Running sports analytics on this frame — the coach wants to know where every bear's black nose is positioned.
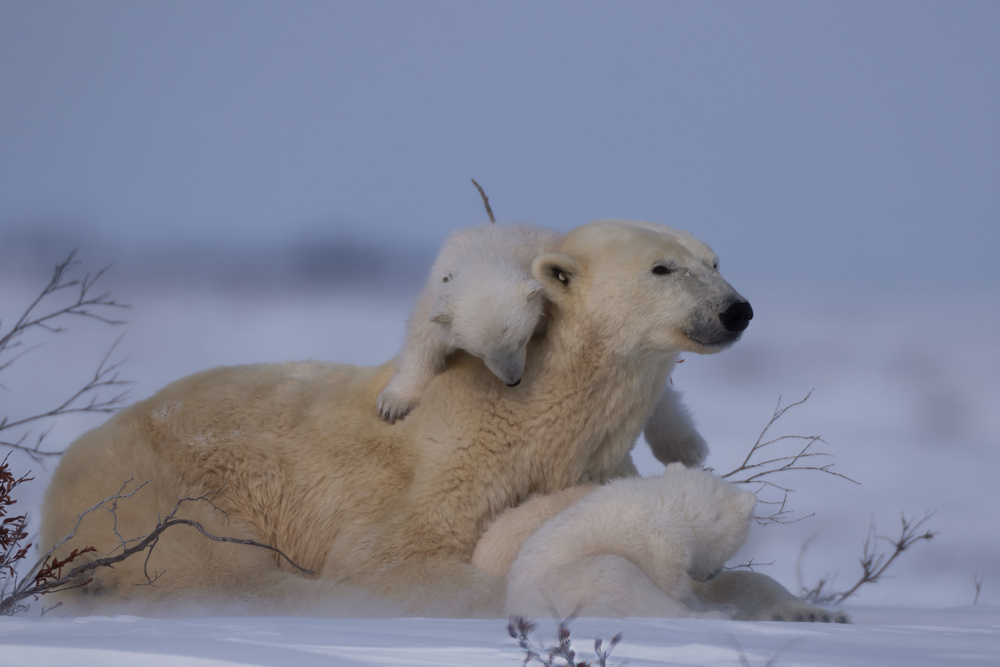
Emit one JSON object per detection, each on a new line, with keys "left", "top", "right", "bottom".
{"left": 719, "top": 301, "right": 753, "bottom": 333}
{"left": 506, "top": 379, "right": 521, "bottom": 388}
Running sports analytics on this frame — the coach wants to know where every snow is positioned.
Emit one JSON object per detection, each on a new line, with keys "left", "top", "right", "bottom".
{"left": 2, "top": 262, "right": 998, "bottom": 665}
{"left": 2, "top": 610, "right": 1000, "bottom": 666}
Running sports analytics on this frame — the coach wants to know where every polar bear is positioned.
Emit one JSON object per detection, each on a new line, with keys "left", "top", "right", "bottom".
{"left": 40, "top": 218, "right": 769, "bottom": 617}
{"left": 377, "top": 223, "right": 562, "bottom": 422}
{"left": 501, "top": 464, "right": 757, "bottom": 618}
{"left": 377, "top": 221, "right": 710, "bottom": 466}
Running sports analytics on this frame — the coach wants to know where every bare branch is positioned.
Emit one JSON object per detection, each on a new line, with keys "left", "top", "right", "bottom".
{"left": 471, "top": 178, "right": 497, "bottom": 224}
{"left": 0, "top": 251, "right": 128, "bottom": 357}
{"left": 800, "top": 513, "right": 938, "bottom": 605}
{"left": 2, "top": 480, "right": 314, "bottom": 615}
{"left": 726, "top": 557, "right": 776, "bottom": 572}
{"left": 1, "top": 252, "right": 131, "bottom": 459}
{"left": 720, "top": 392, "right": 858, "bottom": 525}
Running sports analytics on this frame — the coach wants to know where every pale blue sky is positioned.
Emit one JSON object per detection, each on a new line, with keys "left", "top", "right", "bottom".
{"left": 2, "top": 1, "right": 998, "bottom": 294}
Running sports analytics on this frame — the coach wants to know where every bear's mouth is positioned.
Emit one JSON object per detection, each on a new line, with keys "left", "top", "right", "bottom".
{"left": 685, "top": 329, "right": 742, "bottom": 351}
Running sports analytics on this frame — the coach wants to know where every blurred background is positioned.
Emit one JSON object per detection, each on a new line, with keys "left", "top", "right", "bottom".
{"left": 1, "top": 1, "right": 998, "bottom": 609}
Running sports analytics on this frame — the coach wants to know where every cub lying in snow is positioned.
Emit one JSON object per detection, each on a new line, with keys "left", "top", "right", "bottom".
{"left": 473, "top": 462, "right": 850, "bottom": 622}
{"left": 376, "top": 221, "right": 709, "bottom": 467}
{"left": 475, "top": 463, "right": 756, "bottom": 618}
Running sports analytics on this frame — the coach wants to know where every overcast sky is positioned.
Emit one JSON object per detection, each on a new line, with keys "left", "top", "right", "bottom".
{"left": 2, "top": 1, "right": 998, "bottom": 294}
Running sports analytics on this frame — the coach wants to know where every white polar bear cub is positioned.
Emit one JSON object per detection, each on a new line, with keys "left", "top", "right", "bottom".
{"left": 502, "top": 463, "right": 756, "bottom": 618}
{"left": 377, "top": 223, "right": 563, "bottom": 422}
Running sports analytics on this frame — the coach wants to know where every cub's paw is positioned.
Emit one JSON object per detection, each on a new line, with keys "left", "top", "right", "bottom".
{"left": 376, "top": 388, "right": 416, "bottom": 423}
{"left": 763, "top": 600, "right": 851, "bottom": 624}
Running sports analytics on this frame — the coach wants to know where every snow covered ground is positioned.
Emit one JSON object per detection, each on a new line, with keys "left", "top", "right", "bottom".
{"left": 1, "top": 259, "right": 998, "bottom": 665}
{"left": 2, "top": 609, "right": 1000, "bottom": 667}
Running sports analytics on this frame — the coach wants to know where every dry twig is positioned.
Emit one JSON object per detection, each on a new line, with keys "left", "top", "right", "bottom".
{"left": 1, "top": 478, "right": 314, "bottom": 615}
{"left": 720, "top": 392, "right": 858, "bottom": 525}
{"left": 800, "top": 512, "right": 937, "bottom": 605}
{"left": 471, "top": 178, "right": 497, "bottom": 224}
{"left": 973, "top": 573, "right": 984, "bottom": 605}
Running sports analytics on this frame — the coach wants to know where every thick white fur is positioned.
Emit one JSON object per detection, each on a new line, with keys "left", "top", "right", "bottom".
{"left": 36, "top": 219, "right": 841, "bottom": 621}
{"left": 486, "top": 464, "right": 757, "bottom": 618}
{"left": 377, "top": 223, "right": 562, "bottom": 422}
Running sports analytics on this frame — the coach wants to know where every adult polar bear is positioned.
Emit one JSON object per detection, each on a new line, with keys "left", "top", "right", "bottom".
{"left": 40, "top": 218, "right": 823, "bottom": 620}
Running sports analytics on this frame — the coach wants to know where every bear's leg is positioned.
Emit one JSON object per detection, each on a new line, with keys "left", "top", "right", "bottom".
{"left": 691, "top": 571, "right": 851, "bottom": 623}
{"left": 643, "top": 385, "right": 709, "bottom": 468}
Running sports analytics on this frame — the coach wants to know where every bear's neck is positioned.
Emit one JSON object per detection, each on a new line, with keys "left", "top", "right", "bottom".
{"left": 519, "top": 308, "right": 674, "bottom": 487}
{"left": 374, "top": 308, "right": 676, "bottom": 568}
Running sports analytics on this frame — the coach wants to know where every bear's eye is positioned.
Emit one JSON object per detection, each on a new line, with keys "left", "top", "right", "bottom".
{"left": 651, "top": 264, "right": 673, "bottom": 276}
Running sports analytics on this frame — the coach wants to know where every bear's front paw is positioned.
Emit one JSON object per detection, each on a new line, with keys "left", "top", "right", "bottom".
{"left": 376, "top": 389, "right": 416, "bottom": 423}
{"left": 646, "top": 430, "right": 710, "bottom": 468}
{"left": 763, "top": 600, "right": 851, "bottom": 624}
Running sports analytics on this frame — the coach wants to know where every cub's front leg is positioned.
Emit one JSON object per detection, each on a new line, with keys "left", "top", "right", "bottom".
{"left": 377, "top": 321, "right": 451, "bottom": 423}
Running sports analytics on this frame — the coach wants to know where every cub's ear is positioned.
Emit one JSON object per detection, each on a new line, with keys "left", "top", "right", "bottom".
{"left": 429, "top": 294, "right": 453, "bottom": 325}
{"left": 523, "top": 278, "right": 546, "bottom": 298}
{"left": 531, "top": 253, "right": 582, "bottom": 300}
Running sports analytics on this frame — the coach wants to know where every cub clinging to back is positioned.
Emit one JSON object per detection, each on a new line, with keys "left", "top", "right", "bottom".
{"left": 375, "top": 219, "right": 714, "bottom": 470}
{"left": 376, "top": 222, "right": 562, "bottom": 423}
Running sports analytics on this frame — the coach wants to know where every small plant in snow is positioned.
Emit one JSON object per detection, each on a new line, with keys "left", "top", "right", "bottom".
{"left": 507, "top": 616, "right": 622, "bottom": 667}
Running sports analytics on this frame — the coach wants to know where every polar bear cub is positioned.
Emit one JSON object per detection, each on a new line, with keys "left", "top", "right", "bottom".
{"left": 377, "top": 223, "right": 563, "bottom": 422}
{"left": 499, "top": 463, "right": 757, "bottom": 618}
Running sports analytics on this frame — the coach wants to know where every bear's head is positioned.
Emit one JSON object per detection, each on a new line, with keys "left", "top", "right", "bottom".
{"left": 531, "top": 219, "right": 752, "bottom": 356}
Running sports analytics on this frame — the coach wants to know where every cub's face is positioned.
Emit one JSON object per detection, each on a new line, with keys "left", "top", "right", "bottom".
{"left": 435, "top": 278, "right": 545, "bottom": 387}
{"left": 532, "top": 219, "right": 752, "bottom": 356}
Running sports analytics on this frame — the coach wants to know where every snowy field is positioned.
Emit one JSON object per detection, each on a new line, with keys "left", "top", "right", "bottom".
{"left": 1, "top": 257, "right": 998, "bottom": 666}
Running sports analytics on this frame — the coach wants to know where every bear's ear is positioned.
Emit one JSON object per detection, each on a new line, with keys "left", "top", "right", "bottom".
{"left": 531, "top": 252, "right": 582, "bottom": 300}
{"left": 429, "top": 294, "right": 453, "bottom": 325}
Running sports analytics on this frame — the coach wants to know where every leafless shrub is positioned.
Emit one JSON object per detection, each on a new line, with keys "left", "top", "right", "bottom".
{"left": 719, "top": 392, "right": 858, "bottom": 525}
{"left": 507, "top": 616, "right": 622, "bottom": 667}
{"left": 973, "top": 573, "right": 984, "bottom": 605}
{"left": 1, "top": 456, "right": 32, "bottom": 613}
{"left": 0, "top": 250, "right": 130, "bottom": 462}
{"left": 799, "top": 513, "right": 937, "bottom": 605}
{"left": 1, "top": 477, "right": 314, "bottom": 615}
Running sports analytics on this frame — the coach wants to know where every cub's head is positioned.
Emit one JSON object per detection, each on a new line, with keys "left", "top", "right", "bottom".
{"left": 656, "top": 463, "right": 757, "bottom": 583}
{"left": 431, "top": 275, "right": 545, "bottom": 387}
{"left": 531, "top": 219, "right": 752, "bottom": 356}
